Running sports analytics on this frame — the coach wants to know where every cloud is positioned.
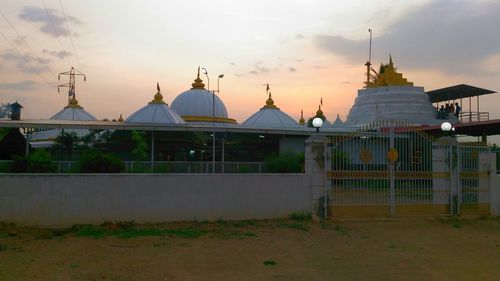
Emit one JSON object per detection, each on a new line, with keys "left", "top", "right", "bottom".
{"left": 314, "top": 1, "right": 500, "bottom": 75}
{"left": 0, "top": 80, "right": 36, "bottom": 91}
{"left": 295, "top": 34, "right": 305, "bottom": 39}
{"left": 289, "top": 67, "right": 296, "bottom": 72}
{"left": 19, "top": 6, "right": 83, "bottom": 37}
{"left": 13, "top": 36, "right": 27, "bottom": 46}
{"left": 42, "top": 49, "right": 72, "bottom": 59}
{"left": 247, "top": 62, "right": 271, "bottom": 75}
{"left": 1, "top": 49, "right": 51, "bottom": 73}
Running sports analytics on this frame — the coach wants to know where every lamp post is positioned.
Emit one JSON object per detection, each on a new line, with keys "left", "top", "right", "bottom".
{"left": 216, "top": 74, "right": 224, "bottom": 173}
{"left": 202, "top": 67, "right": 224, "bottom": 173}
{"left": 312, "top": 117, "right": 323, "bottom": 133}
{"left": 201, "top": 68, "right": 209, "bottom": 91}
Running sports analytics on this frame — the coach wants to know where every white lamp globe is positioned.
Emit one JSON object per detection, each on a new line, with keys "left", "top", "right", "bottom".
{"left": 312, "top": 117, "right": 323, "bottom": 128}
{"left": 441, "top": 121, "right": 452, "bottom": 132}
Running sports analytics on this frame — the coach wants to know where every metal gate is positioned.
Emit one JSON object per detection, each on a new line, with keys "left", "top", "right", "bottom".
{"left": 325, "top": 123, "right": 491, "bottom": 218}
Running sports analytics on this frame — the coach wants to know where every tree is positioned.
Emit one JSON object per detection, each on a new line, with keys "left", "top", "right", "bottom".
{"left": 131, "top": 131, "right": 148, "bottom": 160}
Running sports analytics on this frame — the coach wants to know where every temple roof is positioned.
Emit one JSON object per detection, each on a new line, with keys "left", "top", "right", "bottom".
{"left": 243, "top": 89, "right": 300, "bottom": 128}
{"left": 426, "top": 84, "right": 496, "bottom": 103}
{"left": 126, "top": 84, "right": 185, "bottom": 124}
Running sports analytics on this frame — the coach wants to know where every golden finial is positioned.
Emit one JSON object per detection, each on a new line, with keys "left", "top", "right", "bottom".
{"left": 315, "top": 104, "right": 324, "bottom": 117}
{"left": 117, "top": 114, "right": 124, "bottom": 122}
{"left": 191, "top": 66, "right": 206, "bottom": 89}
{"left": 299, "top": 109, "right": 305, "bottom": 125}
{"left": 262, "top": 84, "right": 278, "bottom": 109}
{"left": 150, "top": 82, "right": 165, "bottom": 104}
{"left": 65, "top": 96, "right": 83, "bottom": 109}
{"left": 369, "top": 54, "right": 413, "bottom": 87}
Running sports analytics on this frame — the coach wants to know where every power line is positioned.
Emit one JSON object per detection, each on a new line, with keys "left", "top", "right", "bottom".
{"left": 0, "top": 8, "right": 57, "bottom": 79}
{"left": 0, "top": 30, "right": 52, "bottom": 86}
{"left": 40, "top": 0, "right": 71, "bottom": 65}
{"left": 58, "top": 0, "right": 82, "bottom": 71}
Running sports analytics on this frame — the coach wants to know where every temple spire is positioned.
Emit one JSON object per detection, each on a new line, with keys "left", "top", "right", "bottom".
{"left": 191, "top": 66, "right": 206, "bottom": 89}
{"left": 299, "top": 109, "right": 305, "bottom": 125}
{"left": 263, "top": 84, "right": 278, "bottom": 109}
{"left": 150, "top": 82, "right": 165, "bottom": 104}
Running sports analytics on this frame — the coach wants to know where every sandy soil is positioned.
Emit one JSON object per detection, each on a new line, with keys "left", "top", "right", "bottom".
{"left": 0, "top": 218, "right": 499, "bottom": 281}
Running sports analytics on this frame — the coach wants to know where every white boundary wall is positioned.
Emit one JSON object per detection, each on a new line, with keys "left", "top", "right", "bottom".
{"left": 0, "top": 174, "right": 311, "bottom": 227}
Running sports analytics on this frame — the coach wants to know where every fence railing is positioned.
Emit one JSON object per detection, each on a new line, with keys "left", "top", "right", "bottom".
{"left": 459, "top": 111, "right": 489, "bottom": 123}
{"left": 0, "top": 160, "right": 267, "bottom": 174}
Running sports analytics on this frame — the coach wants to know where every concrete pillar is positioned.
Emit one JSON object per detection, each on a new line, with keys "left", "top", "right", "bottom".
{"left": 479, "top": 152, "right": 493, "bottom": 204}
{"left": 433, "top": 137, "right": 458, "bottom": 212}
{"left": 432, "top": 148, "right": 450, "bottom": 205}
{"left": 305, "top": 134, "right": 328, "bottom": 220}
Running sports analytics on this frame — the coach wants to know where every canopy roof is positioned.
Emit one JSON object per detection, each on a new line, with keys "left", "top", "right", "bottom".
{"left": 426, "top": 84, "right": 496, "bottom": 103}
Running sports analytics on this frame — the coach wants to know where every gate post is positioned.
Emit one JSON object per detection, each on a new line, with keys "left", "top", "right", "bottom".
{"left": 305, "top": 133, "right": 327, "bottom": 220}
{"left": 434, "top": 137, "right": 459, "bottom": 215}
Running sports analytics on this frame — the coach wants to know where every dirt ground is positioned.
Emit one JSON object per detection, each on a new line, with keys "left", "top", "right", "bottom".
{"left": 0, "top": 217, "right": 499, "bottom": 281}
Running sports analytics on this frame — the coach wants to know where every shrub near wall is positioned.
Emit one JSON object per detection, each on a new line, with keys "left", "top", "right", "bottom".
{"left": 76, "top": 150, "right": 124, "bottom": 173}
{"left": 265, "top": 150, "right": 304, "bottom": 173}
{"left": 10, "top": 150, "right": 56, "bottom": 173}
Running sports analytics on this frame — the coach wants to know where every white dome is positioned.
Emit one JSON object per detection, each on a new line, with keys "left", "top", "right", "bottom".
{"left": 126, "top": 87, "right": 185, "bottom": 124}
{"left": 31, "top": 97, "right": 97, "bottom": 145}
{"left": 172, "top": 89, "right": 228, "bottom": 118}
{"left": 170, "top": 71, "right": 235, "bottom": 124}
{"left": 126, "top": 103, "right": 184, "bottom": 124}
{"left": 50, "top": 98, "right": 97, "bottom": 121}
{"left": 243, "top": 95, "right": 300, "bottom": 128}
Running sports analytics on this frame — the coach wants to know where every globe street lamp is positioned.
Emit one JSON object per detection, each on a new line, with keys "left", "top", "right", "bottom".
{"left": 441, "top": 121, "right": 452, "bottom": 132}
{"left": 312, "top": 117, "right": 323, "bottom": 133}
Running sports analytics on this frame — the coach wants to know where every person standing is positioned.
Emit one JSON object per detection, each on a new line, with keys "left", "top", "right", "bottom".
{"left": 454, "top": 102, "right": 461, "bottom": 118}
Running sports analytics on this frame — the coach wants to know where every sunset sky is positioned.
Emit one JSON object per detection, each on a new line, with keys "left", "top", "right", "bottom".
{"left": 1, "top": 0, "right": 499, "bottom": 124}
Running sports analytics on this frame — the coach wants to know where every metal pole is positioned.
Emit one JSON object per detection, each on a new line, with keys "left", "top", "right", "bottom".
{"left": 469, "top": 97, "right": 472, "bottom": 122}
{"left": 212, "top": 90, "right": 215, "bottom": 174}
{"left": 456, "top": 145, "right": 461, "bottom": 215}
{"left": 221, "top": 137, "right": 225, "bottom": 174}
{"left": 323, "top": 140, "right": 328, "bottom": 218}
{"left": 151, "top": 131, "right": 155, "bottom": 172}
{"left": 389, "top": 126, "right": 396, "bottom": 217}
{"left": 477, "top": 96, "right": 480, "bottom": 121}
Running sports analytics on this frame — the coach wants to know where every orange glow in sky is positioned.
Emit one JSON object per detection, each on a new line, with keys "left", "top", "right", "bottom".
{"left": 1, "top": 0, "right": 499, "bottom": 125}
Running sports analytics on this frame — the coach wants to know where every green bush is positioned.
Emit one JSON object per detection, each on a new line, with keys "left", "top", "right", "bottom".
{"left": 10, "top": 150, "right": 56, "bottom": 173}
{"left": 77, "top": 150, "right": 124, "bottom": 173}
{"left": 265, "top": 150, "right": 304, "bottom": 173}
